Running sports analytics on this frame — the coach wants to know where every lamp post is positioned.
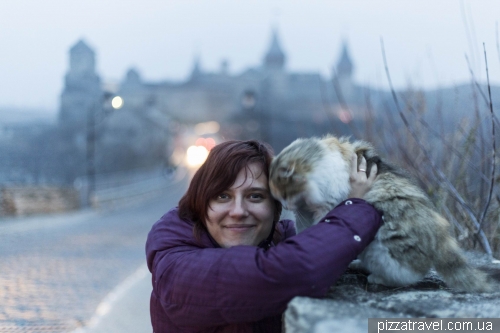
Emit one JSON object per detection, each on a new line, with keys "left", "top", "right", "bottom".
{"left": 85, "top": 92, "right": 123, "bottom": 207}
{"left": 241, "top": 90, "right": 263, "bottom": 141}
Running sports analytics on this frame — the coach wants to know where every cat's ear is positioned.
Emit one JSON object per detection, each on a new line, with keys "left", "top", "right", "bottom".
{"left": 278, "top": 164, "right": 295, "bottom": 179}
{"left": 321, "top": 135, "right": 353, "bottom": 159}
{"left": 321, "top": 136, "right": 340, "bottom": 149}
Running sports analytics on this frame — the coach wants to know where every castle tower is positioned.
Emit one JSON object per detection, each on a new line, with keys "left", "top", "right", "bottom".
{"left": 122, "top": 68, "right": 142, "bottom": 88}
{"left": 69, "top": 40, "right": 96, "bottom": 75}
{"left": 259, "top": 29, "right": 288, "bottom": 149}
{"left": 190, "top": 54, "right": 202, "bottom": 81}
{"left": 59, "top": 39, "right": 102, "bottom": 125}
{"left": 263, "top": 29, "right": 286, "bottom": 70}
{"left": 335, "top": 41, "right": 354, "bottom": 79}
{"left": 118, "top": 67, "right": 144, "bottom": 108}
{"left": 333, "top": 41, "right": 355, "bottom": 100}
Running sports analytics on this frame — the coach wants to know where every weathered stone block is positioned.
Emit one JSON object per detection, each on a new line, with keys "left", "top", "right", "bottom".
{"left": 284, "top": 264, "right": 500, "bottom": 333}
{"left": 0, "top": 186, "right": 79, "bottom": 216}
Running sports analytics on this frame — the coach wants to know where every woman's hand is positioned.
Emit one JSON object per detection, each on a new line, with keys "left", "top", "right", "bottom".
{"left": 347, "top": 153, "right": 378, "bottom": 199}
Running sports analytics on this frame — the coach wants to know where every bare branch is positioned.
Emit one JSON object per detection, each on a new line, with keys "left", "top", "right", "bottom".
{"left": 381, "top": 38, "right": 494, "bottom": 258}
{"left": 478, "top": 43, "right": 497, "bottom": 229}
{"left": 496, "top": 21, "right": 500, "bottom": 66}
{"left": 460, "top": 0, "right": 477, "bottom": 73}
{"left": 465, "top": 54, "right": 500, "bottom": 129}
{"left": 465, "top": 55, "right": 489, "bottom": 105}
{"left": 399, "top": 93, "right": 490, "bottom": 184}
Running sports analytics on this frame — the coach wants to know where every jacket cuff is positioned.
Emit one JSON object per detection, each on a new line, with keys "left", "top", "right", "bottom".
{"left": 338, "top": 198, "right": 369, "bottom": 206}
{"left": 317, "top": 198, "right": 383, "bottom": 249}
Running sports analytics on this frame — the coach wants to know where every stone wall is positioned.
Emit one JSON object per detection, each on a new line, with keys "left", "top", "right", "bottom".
{"left": 284, "top": 259, "right": 500, "bottom": 333}
{"left": 0, "top": 186, "right": 80, "bottom": 216}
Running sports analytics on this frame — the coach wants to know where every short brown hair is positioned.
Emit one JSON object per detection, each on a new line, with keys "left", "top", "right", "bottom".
{"left": 178, "top": 140, "right": 282, "bottom": 240}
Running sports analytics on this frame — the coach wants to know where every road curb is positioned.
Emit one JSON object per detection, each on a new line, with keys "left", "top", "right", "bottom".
{"left": 71, "top": 264, "right": 150, "bottom": 333}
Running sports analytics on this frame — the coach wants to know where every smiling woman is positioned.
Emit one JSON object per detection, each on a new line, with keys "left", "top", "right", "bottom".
{"left": 146, "top": 139, "right": 383, "bottom": 333}
{"left": 206, "top": 162, "right": 276, "bottom": 248}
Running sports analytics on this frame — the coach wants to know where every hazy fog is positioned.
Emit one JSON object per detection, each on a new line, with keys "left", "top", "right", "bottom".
{"left": 0, "top": 0, "right": 499, "bottom": 112}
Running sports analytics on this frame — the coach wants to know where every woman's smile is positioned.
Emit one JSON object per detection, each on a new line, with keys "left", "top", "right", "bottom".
{"left": 224, "top": 224, "right": 256, "bottom": 229}
{"left": 223, "top": 224, "right": 257, "bottom": 236}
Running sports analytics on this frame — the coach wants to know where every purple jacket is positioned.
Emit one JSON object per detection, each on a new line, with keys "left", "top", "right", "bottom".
{"left": 146, "top": 198, "right": 382, "bottom": 333}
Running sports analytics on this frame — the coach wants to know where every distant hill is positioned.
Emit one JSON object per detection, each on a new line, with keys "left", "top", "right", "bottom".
{"left": 0, "top": 107, "right": 57, "bottom": 125}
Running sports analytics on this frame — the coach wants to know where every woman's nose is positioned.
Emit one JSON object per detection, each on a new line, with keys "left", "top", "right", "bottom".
{"left": 229, "top": 198, "right": 249, "bottom": 218}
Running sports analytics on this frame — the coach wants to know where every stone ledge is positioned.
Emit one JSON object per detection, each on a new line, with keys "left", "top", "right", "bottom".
{"left": 284, "top": 264, "right": 500, "bottom": 333}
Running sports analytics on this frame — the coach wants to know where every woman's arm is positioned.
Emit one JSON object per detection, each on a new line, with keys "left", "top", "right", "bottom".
{"left": 146, "top": 201, "right": 382, "bottom": 328}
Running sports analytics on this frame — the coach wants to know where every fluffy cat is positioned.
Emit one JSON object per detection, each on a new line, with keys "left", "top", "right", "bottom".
{"left": 269, "top": 135, "right": 492, "bottom": 292}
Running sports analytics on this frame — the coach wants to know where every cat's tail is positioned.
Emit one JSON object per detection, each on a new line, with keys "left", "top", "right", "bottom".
{"left": 433, "top": 235, "right": 493, "bottom": 293}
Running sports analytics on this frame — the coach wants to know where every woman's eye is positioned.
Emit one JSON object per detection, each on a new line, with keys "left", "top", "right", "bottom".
{"left": 217, "top": 193, "right": 230, "bottom": 200}
{"left": 249, "top": 193, "right": 265, "bottom": 200}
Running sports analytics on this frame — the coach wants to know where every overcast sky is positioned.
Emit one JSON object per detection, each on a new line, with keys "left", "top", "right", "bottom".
{"left": 1, "top": 0, "right": 499, "bottom": 113}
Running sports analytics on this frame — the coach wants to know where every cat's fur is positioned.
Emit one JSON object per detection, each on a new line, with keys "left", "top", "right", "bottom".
{"left": 269, "top": 135, "right": 492, "bottom": 292}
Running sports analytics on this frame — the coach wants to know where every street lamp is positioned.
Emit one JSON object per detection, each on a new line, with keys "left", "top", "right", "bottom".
{"left": 185, "top": 145, "right": 209, "bottom": 168}
{"left": 85, "top": 92, "right": 123, "bottom": 207}
{"left": 111, "top": 96, "right": 124, "bottom": 109}
{"left": 241, "top": 90, "right": 256, "bottom": 110}
{"left": 241, "top": 90, "right": 268, "bottom": 142}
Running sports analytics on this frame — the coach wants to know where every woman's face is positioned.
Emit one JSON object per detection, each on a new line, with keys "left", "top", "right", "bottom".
{"left": 206, "top": 163, "right": 275, "bottom": 248}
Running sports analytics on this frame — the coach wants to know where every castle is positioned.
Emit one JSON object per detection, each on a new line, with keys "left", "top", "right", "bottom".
{"left": 59, "top": 29, "right": 370, "bottom": 156}
{"left": 1, "top": 29, "right": 488, "bottom": 187}
{"left": 1, "top": 25, "right": 496, "bottom": 194}
{"left": 0, "top": 30, "right": 384, "bottom": 186}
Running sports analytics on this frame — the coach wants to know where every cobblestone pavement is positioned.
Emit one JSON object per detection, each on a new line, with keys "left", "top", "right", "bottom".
{"left": 0, "top": 176, "right": 188, "bottom": 333}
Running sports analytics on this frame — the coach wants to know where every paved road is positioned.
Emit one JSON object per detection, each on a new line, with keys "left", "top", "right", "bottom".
{"left": 0, "top": 175, "right": 188, "bottom": 333}
{"left": 74, "top": 265, "right": 152, "bottom": 333}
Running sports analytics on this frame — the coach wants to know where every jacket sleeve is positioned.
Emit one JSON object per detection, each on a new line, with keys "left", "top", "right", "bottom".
{"left": 146, "top": 198, "right": 382, "bottom": 328}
